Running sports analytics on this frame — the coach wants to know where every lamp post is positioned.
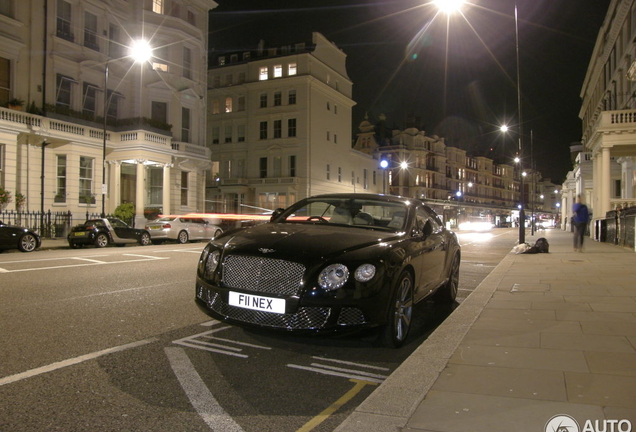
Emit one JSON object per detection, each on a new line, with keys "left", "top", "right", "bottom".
{"left": 101, "top": 39, "right": 153, "bottom": 217}
{"left": 514, "top": 1, "right": 525, "bottom": 244}
{"left": 380, "top": 159, "right": 389, "bottom": 194}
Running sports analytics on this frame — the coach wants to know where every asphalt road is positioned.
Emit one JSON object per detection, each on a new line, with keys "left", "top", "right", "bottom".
{"left": 0, "top": 228, "right": 520, "bottom": 432}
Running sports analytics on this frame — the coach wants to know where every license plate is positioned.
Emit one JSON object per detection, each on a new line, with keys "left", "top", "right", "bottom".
{"left": 150, "top": 226, "right": 161, "bottom": 230}
{"left": 73, "top": 232, "right": 87, "bottom": 237}
{"left": 228, "top": 291, "right": 286, "bottom": 314}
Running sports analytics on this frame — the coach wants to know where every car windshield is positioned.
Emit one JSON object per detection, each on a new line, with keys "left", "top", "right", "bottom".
{"left": 276, "top": 197, "right": 407, "bottom": 231}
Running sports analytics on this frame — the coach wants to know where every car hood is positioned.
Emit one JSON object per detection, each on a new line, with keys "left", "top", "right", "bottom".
{"left": 217, "top": 222, "right": 404, "bottom": 259}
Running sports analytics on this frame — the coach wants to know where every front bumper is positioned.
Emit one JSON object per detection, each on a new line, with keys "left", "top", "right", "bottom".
{"left": 195, "top": 278, "right": 376, "bottom": 333}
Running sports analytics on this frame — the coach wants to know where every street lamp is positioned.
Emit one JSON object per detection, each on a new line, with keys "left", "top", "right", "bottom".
{"left": 101, "top": 39, "right": 153, "bottom": 217}
{"left": 513, "top": 1, "right": 526, "bottom": 245}
{"left": 380, "top": 159, "right": 389, "bottom": 194}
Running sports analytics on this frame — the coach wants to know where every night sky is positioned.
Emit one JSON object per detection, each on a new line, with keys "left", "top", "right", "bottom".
{"left": 208, "top": 0, "right": 610, "bottom": 183}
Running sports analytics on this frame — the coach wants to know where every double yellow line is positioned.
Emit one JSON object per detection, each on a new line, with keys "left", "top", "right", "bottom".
{"left": 296, "top": 378, "right": 378, "bottom": 432}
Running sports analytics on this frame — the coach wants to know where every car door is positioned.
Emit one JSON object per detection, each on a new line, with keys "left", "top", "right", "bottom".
{"left": 413, "top": 206, "right": 446, "bottom": 301}
{"left": 109, "top": 218, "right": 136, "bottom": 241}
{"left": 189, "top": 218, "right": 206, "bottom": 240}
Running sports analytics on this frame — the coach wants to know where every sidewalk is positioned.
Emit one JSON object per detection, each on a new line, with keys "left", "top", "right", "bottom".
{"left": 336, "top": 229, "right": 636, "bottom": 432}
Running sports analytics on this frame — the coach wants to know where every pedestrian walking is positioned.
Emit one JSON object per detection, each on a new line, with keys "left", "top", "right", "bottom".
{"left": 572, "top": 195, "right": 589, "bottom": 251}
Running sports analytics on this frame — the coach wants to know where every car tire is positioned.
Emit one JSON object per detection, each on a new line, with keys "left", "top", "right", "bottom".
{"left": 177, "top": 230, "right": 189, "bottom": 244}
{"left": 18, "top": 233, "right": 38, "bottom": 252}
{"left": 95, "top": 233, "right": 109, "bottom": 248}
{"left": 380, "top": 270, "right": 414, "bottom": 348}
{"left": 139, "top": 232, "right": 151, "bottom": 246}
{"left": 435, "top": 253, "right": 460, "bottom": 303}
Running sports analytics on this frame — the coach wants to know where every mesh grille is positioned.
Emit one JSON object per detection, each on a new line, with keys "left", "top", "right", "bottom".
{"left": 337, "top": 307, "right": 367, "bottom": 326}
{"left": 221, "top": 255, "right": 306, "bottom": 296}
{"left": 206, "top": 291, "right": 330, "bottom": 330}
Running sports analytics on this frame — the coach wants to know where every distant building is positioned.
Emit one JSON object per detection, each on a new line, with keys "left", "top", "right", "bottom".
{"left": 0, "top": 0, "right": 216, "bottom": 225}
{"left": 206, "top": 33, "right": 381, "bottom": 213}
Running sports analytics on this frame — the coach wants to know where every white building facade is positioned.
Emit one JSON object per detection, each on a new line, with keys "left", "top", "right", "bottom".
{"left": 0, "top": 0, "right": 217, "bottom": 226}
{"left": 206, "top": 32, "right": 382, "bottom": 213}
{"left": 579, "top": 0, "right": 636, "bottom": 221}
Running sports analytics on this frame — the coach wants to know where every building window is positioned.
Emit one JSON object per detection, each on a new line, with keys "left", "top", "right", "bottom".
{"left": 0, "top": 1, "right": 14, "bottom": 17}
{"left": 183, "top": 47, "right": 192, "bottom": 79}
{"left": 147, "top": 167, "right": 163, "bottom": 206}
{"left": 212, "top": 100, "right": 220, "bottom": 115}
{"left": 289, "top": 63, "right": 297, "bottom": 75}
{"left": 238, "top": 72, "right": 246, "bottom": 83}
{"left": 151, "top": 101, "right": 168, "bottom": 125}
{"left": 259, "top": 121, "right": 268, "bottom": 139}
{"left": 326, "top": 131, "right": 330, "bottom": 141}
{"left": 289, "top": 155, "right": 296, "bottom": 177}
{"left": 106, "top": 90, "right": 120, "bottom": 123}
{"left": 288, "top": 118, "right": 297, "bottom": 137}
{"left": 274, "top": 120, "right": 282, "bottom": 138}
{"left": 170, "top": 2, "right": 181, "bottom": 18}
{"left": 259, "top": 66, "right": 268, "bottom": 81}
{"left": 225, "top": 97, "right": 233, "bottom": 113}
{"left": 55, "top": 155, "right": 67, "bottom": 203}
{"left": 56, "top": 74, "right": 73, "bottom": 108}
{"left": 213, "top": 76, "right": 221, "bottom": 88}
{"left": 288, "top": 90, "right": 296, "bottom": 105}
{"left": 363, "top": 169, "right": 368, "bottom": 190}
{"left": 152, "top": 0, "right": 163, "bottom": 14}
{"left": 273, "top": 156, "right": 282, "bottom": 177}
{"left": 218, "top": 56, "right": 225, "bottom": 66}
{"left": 82, "top": 83, "right": 98, "bottom": 118}
{"left": 260, "top": 93, "right": 267, "bottom": 108}
{"left": 108, "top": 24, "right": 123, "bottom": 58}
{"left": 259, "top": 157, "right": 267, "bottom": 178}
{"left": 152, "top": 45, "right": 168, "bottom": 72}
{"left": 226, "top": 74, "right": 233, "bottom": 86}
{"left": 84, "top": 11, "right": 99, "bottom": 51}
{"left": 181, "top": 107, "right": 190, "bottom": 142}
{"left": 56, "top": 0, "right": 73, "bottom": 41}
{"left": 351, "top": 171, "right": 355, "bottom": 185}
{"left": 224, "top": 125, "right": 232, "bottom": 143}
{"left": 327, "top": 164, "right": 331, "bottom": 180}
{"left": 338, "top": 167, "right": 342, "bottom": 183}
{"left": 212, "top": 126, "right": 219, "bottom": 144}
{"left": 327, "top": 102, "right": 330, "bottom": 111}
{"left": 238, "top": 96, "right": 245, "bottom": 111}
{"left": 274, "top": 65, "right": 282, "bottom": 78}
{"left": 334, "top": 134, "right": 338, "bottom": 144}
{"left": 274, "top": 91, "right": 282, "bottom": 106}
{"left": 79, "top": 156, "right": 94, "bottom": 204}
{"left": 237, "top": 124, "right": 245, "bottom": 142}
{"left": 181, "top": 171, "right": 189, "bottom": 206}
{"left": 187, "top": 9, "right": 195, "bottom": 25}
{"left": 334, "top": 105, "right": 338, "bottom": 114}
{"left": 0, "top": 57, "right": 9, "bottom": 105}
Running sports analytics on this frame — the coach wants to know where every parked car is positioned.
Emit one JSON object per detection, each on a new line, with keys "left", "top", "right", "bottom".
{"left": 195, "top": 193, "right": 461, "bottom": 348}
{"left": 145, "top": 216, "right": 222, "bottom": 244}
{"left": 68, "top": 218, "right": 151, "bottom": 248}
{"left": 0, "top": 220, "right": 41, "bottom": 252}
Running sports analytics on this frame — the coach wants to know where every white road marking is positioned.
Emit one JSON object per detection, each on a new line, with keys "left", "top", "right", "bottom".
{"left": 165, "top": 347, "right": 245, "bottom": 432}
{"left": 0, "top": 256, "right": 169, "bottom": 273}
{"left": 312, "top": 356, "right": 390, "bottom": 371}
{"left": 172, "top": 327, "right": 270, "bottom": 358}
{"left": 0, "top": 338, "right": 158, "bottom": 387}
{"left": 286, "top": 364, "right": 386, "bottom": 384}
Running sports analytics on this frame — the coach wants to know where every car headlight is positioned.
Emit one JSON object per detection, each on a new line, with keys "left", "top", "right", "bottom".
{"left": 319, "top": 264, "right": 350, "bottom": 290}
{"left": 354, "top": 264, "right": 376, "bottom": 282}
{"left": 205, "top": 250, "right": 221, "bottom": 278}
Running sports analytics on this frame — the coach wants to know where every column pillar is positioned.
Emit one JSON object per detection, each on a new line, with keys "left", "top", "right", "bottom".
{"left": 134, "top": 160, "right": 146, "bottom": 227}
{"left": 162, "top": 163, "right": 171, "bottom": 215}
{"left": 601, "top": 146, "right": 611, "bottom": 216}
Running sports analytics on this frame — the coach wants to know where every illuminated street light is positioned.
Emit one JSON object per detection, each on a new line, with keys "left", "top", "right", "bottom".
{"left": 400, "top": 161, "right": 409, "bottom": 169}
{"left": 101, "top": 39, "right": 153, "bottom": 217}
{"left": 434, "top": 0, "right": 465, "bottom": 14}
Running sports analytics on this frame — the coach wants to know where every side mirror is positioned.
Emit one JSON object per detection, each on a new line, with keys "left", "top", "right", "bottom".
{"left": 270, "top": 208, "right": 285, "bottom": 222}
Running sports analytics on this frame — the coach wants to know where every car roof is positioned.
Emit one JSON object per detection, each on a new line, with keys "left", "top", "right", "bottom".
{"left": 303, "top": 193, "right": 419, "bottom": 205}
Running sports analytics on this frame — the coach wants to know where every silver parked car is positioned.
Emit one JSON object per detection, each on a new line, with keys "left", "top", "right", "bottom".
{"left": 145, "top": 216, "right": 222, "bottom": 244}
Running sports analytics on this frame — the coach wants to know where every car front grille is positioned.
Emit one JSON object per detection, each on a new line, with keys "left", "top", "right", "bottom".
{"left": 221, "top": 255, "right": 306, "bottom": 296}
{"left": 204, "top": 291, "right": 330, "bottom": 330}
{"left": 336, "top": 307, "right": 367, "bottom": 326}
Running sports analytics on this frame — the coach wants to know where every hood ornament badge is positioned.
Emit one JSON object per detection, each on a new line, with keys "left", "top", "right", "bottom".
{"left": 258, "top": 248, "right": 276, "bottom": 254}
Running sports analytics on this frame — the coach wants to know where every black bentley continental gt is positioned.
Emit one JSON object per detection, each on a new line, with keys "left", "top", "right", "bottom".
{"left": 0, "top": 220, "right": 41, "bottom": 252}
{"left": 195, "top": 193, "right": 461, "bottom": 348}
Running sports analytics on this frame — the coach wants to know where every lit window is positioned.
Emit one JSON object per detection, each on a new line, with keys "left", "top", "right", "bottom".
{"left": 259, "top": 67, "right": 268, "bottom": 81}
{"left": 288, "top": 63, "right": 297, "bottom": 75}
{"left": 152, "top": 0, "right": 163, "bottom": 14}
{"left": 274, "top": 65, "right": 282, "bottom": 78}
{"left": 225, "top": 97, "right": 233, "bottom": 113}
